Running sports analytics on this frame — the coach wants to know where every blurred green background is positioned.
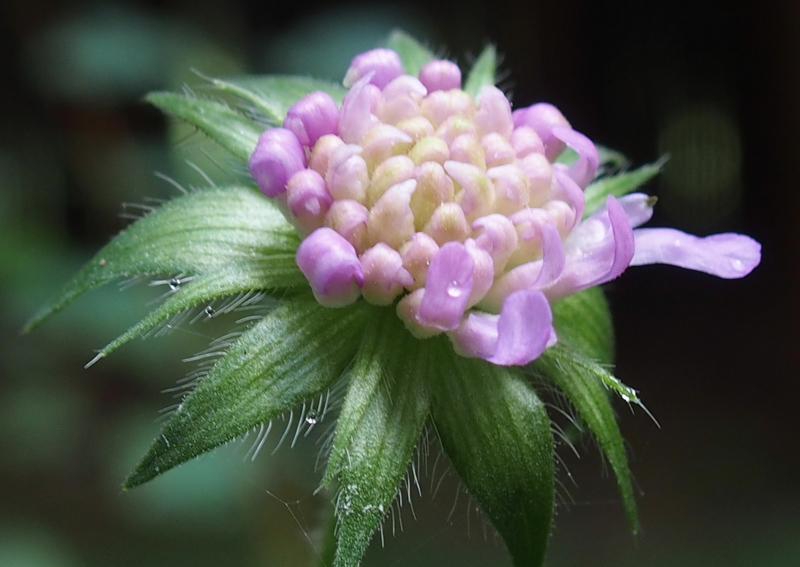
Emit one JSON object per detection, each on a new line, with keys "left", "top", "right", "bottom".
{"left": 1, "top": 0, "right": 797, "bottom": 566}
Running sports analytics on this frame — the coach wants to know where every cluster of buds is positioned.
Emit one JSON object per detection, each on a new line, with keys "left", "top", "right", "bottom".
{"left": 249, "top": 48, "right": 759, "bottom": 366}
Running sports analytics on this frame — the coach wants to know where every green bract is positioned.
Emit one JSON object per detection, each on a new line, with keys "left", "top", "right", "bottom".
{"left": 28, "top": 31, "right": 659, "bottom": 567}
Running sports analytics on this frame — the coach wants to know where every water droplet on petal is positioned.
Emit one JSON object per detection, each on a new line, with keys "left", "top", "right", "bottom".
{"left": 447, "top": 280, "right": 463, "bottom": 298}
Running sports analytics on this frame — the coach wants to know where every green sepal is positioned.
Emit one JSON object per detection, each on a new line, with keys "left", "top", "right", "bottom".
{"left": 146, "top": 92, "right": 262, "bottom": 162}
{"left": 26, "top": 186, "right": 296, "bottom": 332}
{"left": 583, "top": 161, "right": 663, "bottom": 218}
{"left": 212, "top": 76, "right": 347, "bottom": 126}
{"left": 96, "top": 259, "right": 304, "bottom": 360}
{"left": 431, "top": 344, "right": 554, "bottom": 567}
{"left": 559, "top": 145, "right": 629, "bottom": 169}
{"left": 551, "top": 287, "right": 615, "bottom": 364}
{"left": 463, "top": 44, "right": 497, "bottom": 98}
{"left": 324, "top": 308, "right": 431, "bottom": 567}
{"left": 597, "top": 145, "right": 630, "bottom": 169}
{"left": 533, "top": 343, "right": 640, "bottom": 533}
{"left": 386, "top": 30, "right": 435, "bottom": 76}
{"left": 124, "top": 296, "right": 373, "bottom": 489}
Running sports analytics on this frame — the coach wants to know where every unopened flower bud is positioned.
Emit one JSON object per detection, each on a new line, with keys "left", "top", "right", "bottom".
{"left": 248, "top": 128, "right": 306, "bottom": 197}
{"left": 474, "top": 86, "right": 513, "bottom": 138}
{"left": 326, "top": 199, "right": 369, "bottom": 253}
{"left": 359, "top": 243, "right": 413, "bottom": 305}
{"left": 488, "top": 164, "right": 530, "bottom": 216}
{"left": 418, "top": 60, "right": 462, "bottom": 92}
{"left": 509, "top": 126, "right": 545, "bottom": 158}
{"left": 296, "top": 227, "right": 364, "bottom": 307}
{"left": 446, "top": 161, "right": 495, "bottom": 221}
{"left": 283, "top": 91, "right": 339, "bottom": 147}
{"left": 400, "top": 232, "right": 439, "bottom": 289}
{"left": 482, "top": 132, "right": 516, "bottom": 168}
{"left": 326, "top": 145, "right": 369, "bottom": 202}
{"left": 410, "top": 161, "right": 455, "bottom": 230}
{"left": 344, "top": 48, "right": 404, "bottom": 89}
{"left": 308, "top": 134, "right": 345, "bottom": 175}
{"left": 367, "top": 155, "right": 416, "bottom": 206}
{"left": 424, "top": 202, "right": 470, "bottom": 245}
{"left": 367, "top": 179, "right": 417, "bottom": 249}
{"left": 286, "top": 169, "right": 332, "bottom": 235}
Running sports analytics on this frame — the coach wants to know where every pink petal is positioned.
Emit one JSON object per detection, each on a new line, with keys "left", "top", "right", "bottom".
{"left": 552, "top": 165, "right": 585, "bottom": 228}
{"left": 285, "top": 169, "right": 332, "bottom": 235}
{"left": 418, "top": 59, "right": 462, "bottom": 92}
{"left": 296, "top": 228, "right": 364, "bottom": 307}
{"left": 339, "top": 75, "right": 376, "bottom": 144}
{"left": 283, "top": 91, "right": 340, "bottom": 147}
{"left": 343, "top": 48, "right": 404, "bottom": 89}
{"left": 630, "top": 229, "right": 761, "bottom": 278}
{"left": 418, "top": 242, "right": 474, "bottom": 331}
{"left": 552, "top": 126, "right": 599, "bottom": 189}
{"left": 449, "top": 289, "right": 554, "bottom": 366}
{"left": 548, "top": 196, "right": 635, "bottom": 299}
{"left": 480, "top": 221, "right": 565, "bottom": 312}
{"left": 618, "top": 193, "right": 655, "bottom": 228}
{"left": 512, "top": 103, "right": 570, "bottom": 161}
{"left": 359, "top": 243, "right": 413, "bottom": 305}
{"left": 474, "top": 85, "right": 514, "bottom": 138}
{"left": 248, "top": 128, "right": 306, "bottom": 198}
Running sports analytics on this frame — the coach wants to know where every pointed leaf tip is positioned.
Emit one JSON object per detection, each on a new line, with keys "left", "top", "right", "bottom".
{"left": 464, "top": 44, "right": 498, "bottom": 98}
{"left": 534, "top": 345, "right": 640, "bottom": 533}
{"left": 325, "top": 309, "right": 431, "bottom": 567}
{"left": 386, "top": 30, "right": 436, "bottom": 77}
{"left": 147, "top": 92, "right": 262, "bottom": 162}
{"left": 124, "top": 297, "right": 373, "bottom": 488}
{"left": 431, "top": 347, "right": 554, "bottom": 567}
{"left": 583, "top": 161, "right": 663, "bottom": 219}
{"left": 26, "top": 186, "right": 297, "bottom": 334}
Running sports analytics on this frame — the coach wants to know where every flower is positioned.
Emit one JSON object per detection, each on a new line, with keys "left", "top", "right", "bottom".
{"left": 248, "top": 48, "right": 760, "bottom": 367}
{"left": 29, "top": 32, "right": 762, "bottom": 567}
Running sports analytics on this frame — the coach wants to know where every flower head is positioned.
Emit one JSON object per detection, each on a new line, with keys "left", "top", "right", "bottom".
{"left": 249, "top": 48, "right": 761, "bottom": 366}
{"left": 30, "top": 33, "right": 763, "bottom": 567}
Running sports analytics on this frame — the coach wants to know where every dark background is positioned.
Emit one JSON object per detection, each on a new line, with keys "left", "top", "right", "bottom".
{"left": 1, "top": 0, "right": 797, "bottom": 566}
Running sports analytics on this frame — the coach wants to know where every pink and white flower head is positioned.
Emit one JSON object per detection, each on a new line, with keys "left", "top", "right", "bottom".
{"left": 248, "top": 48, "right": 761, "bottom": 366}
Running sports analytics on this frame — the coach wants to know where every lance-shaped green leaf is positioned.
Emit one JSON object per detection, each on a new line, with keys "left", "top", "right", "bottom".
{"left": 95, "top": 258, "right": 304, "bottom": 360}
{"left": 551, "top": 287, "right": 615, "bottom": 364}
{"left": 533, "top": 344, "right": 639, "bottom": 533}
{"left": 125, "top": 296, "right": 373, "bottom": 488}
{"left": 324, "top": 308, "right": 431, "bottom": 567}
{"left": 597, "top": 145, "right": 630, "bottom": 169}
{"left": 583, "top": 161, "right": 663, "bottom": 218}
{"left": 558, "top": 145, "right": 630, "bottom": 171}
{"left": 430, "top": 344, "right": 554, "bottom": 567}
{"left": 26, "top": 186, "right": 296, "bottom": 331}
{"left": 214, "top": 76, "right": 347, "bottom": 126}
{"left": 147, "top": 92, "right": 262, "bottom": 162}
{"left": 386, "top": 30, "right": 435, "bottom": 76}
{"left": 463, "top": 44, "right": 497, "bottom": 98}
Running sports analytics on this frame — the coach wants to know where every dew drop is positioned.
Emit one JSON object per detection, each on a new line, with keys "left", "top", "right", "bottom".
{"left": 168, "top": 277, "right": 181, "bottom": 290}
{"left": 305, "top": 409, "right": 318, "bottom": 425}
{"left": 446, "top": 280, "right": 463, "bottom": 298}
{"left": 204, "top": 305, "right": 215, "bottom": 317}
